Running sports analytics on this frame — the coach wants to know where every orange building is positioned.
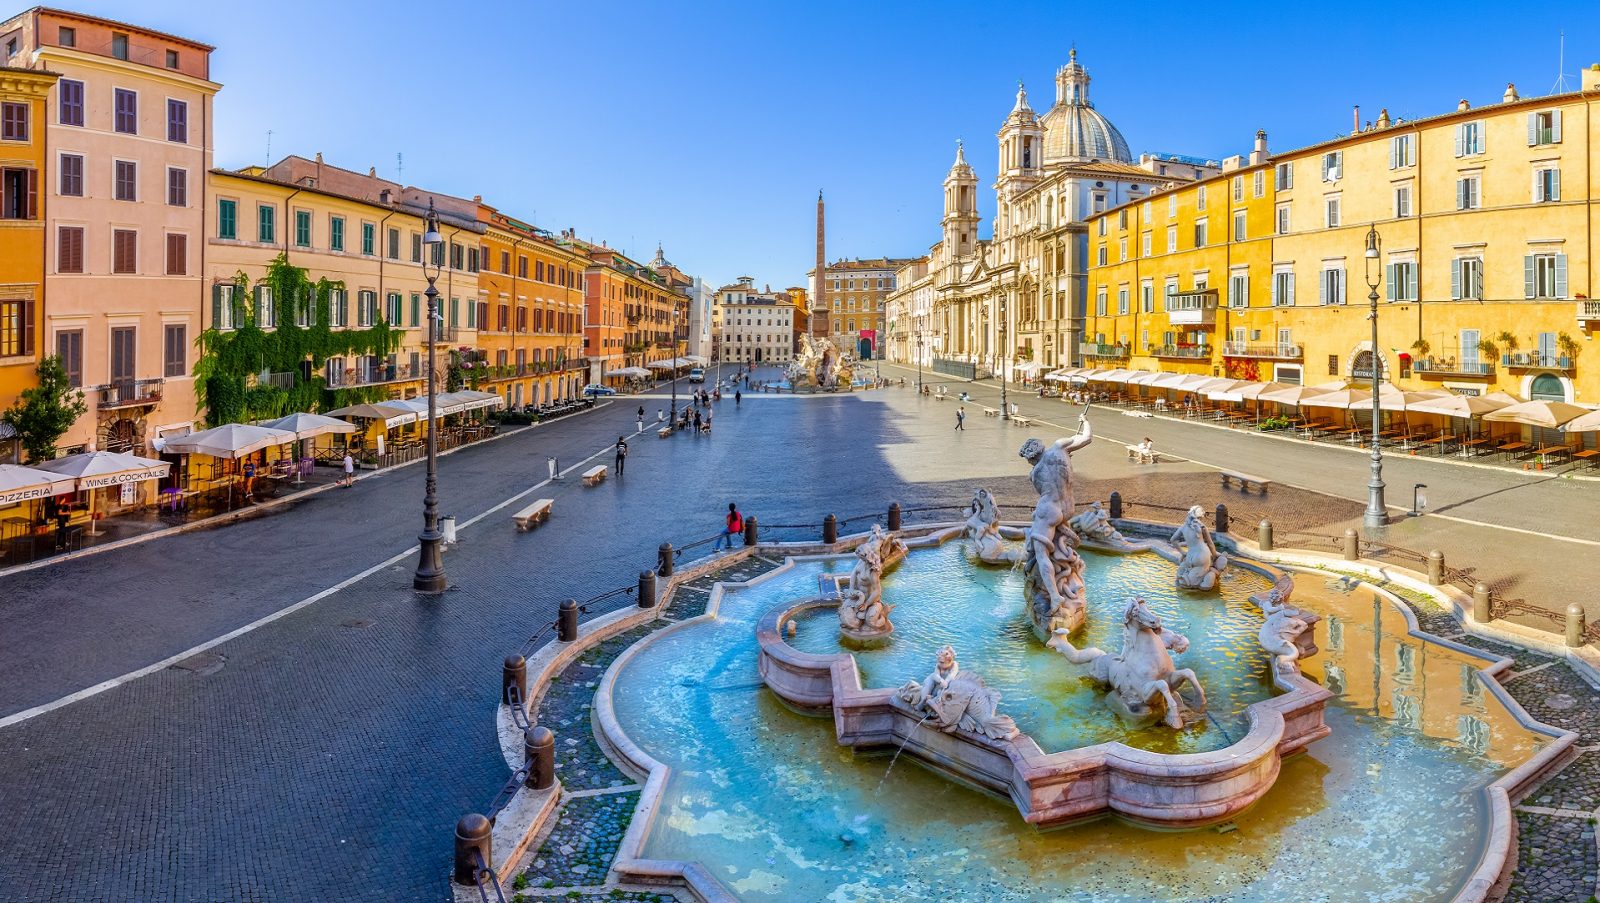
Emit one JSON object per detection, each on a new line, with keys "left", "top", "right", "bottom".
{"left": 582, "top": 244, "right": 685, "bottom": 384}
{"left": 475, "top": 204, "right": 588, "bottom": 407}
{"left": 0, "top": 63, "right": 58, "bottom": 461}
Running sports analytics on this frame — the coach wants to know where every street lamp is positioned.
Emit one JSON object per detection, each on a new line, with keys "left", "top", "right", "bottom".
{"left": 915, "top": 320, "right": 924, "bottom": 392}
{"left": 1362, "top": 224, "right": 1387, "bottom": 530}
{"left": 998, "top": 295, "right": 1010, "bottom": 420}
{"left": 670, "top": 307, "right": 680, "bottom": 426}
{"left": 414, "top": 198, "right": 447, "bottom": 593}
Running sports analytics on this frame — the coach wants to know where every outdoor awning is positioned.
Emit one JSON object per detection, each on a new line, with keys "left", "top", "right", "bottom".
{"left": 646, "top": 360, "right": 677, "bottom": 371}
{"left": 0, "top": 463, "right": 76, "bottom": 506}
{"left": 609, "top": 367, "right": 651, "bottom": 378}
{"left": 325, "top": 402, "right": 419, "bottom": 429}
{"left": 1166, "top": 374, "right": 1217, "bottom": 393}
{"left": 1561, "top": 409, "right": 1600, "bottom": 433}
{"left": 1408, "top": 395, "right": 1512, "bottom": 419}
{"left": 1125, "top": 371, "right": 1162, "bottom": 386}
{"left": 163, "top": 423, "right": 297, "bottom": 458}
{"left": 1043, "top": 369, "right": 1079, "bottom": 383}
{"left": 1483, "top": 400, "right": 1590, "bottom": 429}
{"left": 1210, "top": 381, "right": 1289, "bottom": 402}
{"left": 1300, "top": 388, "right": 1373, "bottom": 410}
{"left": 1198, "top": 379, "right": 1252, "bottom": 399}
{"left": 445, "top": 390, "right": 503, "bottom": 412}
{"left": 683, "top": 355, "right": 709, "bottom": 366}
{"left": 1377, "top": 387, "right": 1452, "bottom": 413}
{"left": 1014, "top": 362, "right": 1043, "bottom": 375}
{"left": 1257, "top": 385, "right": 1334, "bottom": 406}
{"left": 260, "top": 412, "right": 358, "bottom": 440}
{"left": 1098, "top": 369, "right": 1139, "bottom": 383}
{"left": 33, "top": 451, "right": 170, "bottom": 490}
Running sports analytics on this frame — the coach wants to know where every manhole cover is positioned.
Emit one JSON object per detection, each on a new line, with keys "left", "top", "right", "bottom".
{"left": 1546, "top": 694, "right": 1576, "bottom": 710}
{"left": 169, "top": 651, "right": 226, "bottom": 676}
{"left": 341, "top": 618, "right": 375, "bottom": 629}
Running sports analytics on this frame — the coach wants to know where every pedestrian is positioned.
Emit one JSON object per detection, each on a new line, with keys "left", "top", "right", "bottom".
{"left": 614, "top": 436, "right": 628, "bottom": 475}
{"left": 693, "top": 409, "right": 702, "bottom": 432}
{"left": 735, "top": 389, "right": 742, "bottom": 406}
{"left": 714, "top": 502, "right": 743, "bottom": 551}
{"left": 342, "top": 451, "right": 355, "bottom": 488}
{"left": 955, "top": 406, "right": 966, "bottom": 431}
{"left": 637, "top": 405, "right": 644, "bottom": 421}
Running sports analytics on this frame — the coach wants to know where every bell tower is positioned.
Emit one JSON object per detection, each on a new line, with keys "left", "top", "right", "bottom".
{"left": 942, "top": 140, "right": 979, "bottom": 259}
{"left": 995, "top": 82, "right": 1044, "bottom": 238}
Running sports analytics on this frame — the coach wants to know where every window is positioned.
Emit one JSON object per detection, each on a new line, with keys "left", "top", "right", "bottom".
{"left": 1166, "top": 226, "right": 1177, "bottom": 254}
{"left": 1253, "top": 170, "right": 1265, "bottom": 198}
{"left": 361, "top": 222, "right": 375, "bottom": 256}
{"left": 1232, "top": 210, "right": 1246, "bottom": 241}
{"left": 114, "top": 160, "right": 136, "bottom": 201}
{"left": 1096, "top": 218, "right": 1106, "bottom": 237}
{"left": 59, "top": 153, "right": 83, "bottom": 197}
{"left": 0, "top": 102, "right": 27, "bottom": 141}
{"left": 166, "top": 50, "right": 179, "bottom": 70}
{"left": 1118, "top": 238, "right": 1127, "bottom": 261}
{"left": 1452, "top": 257, "right": 1483, "bottom": 301}
{"left": 357, "top": 290, "right": 377, "bottom": 327}
{"left": 1196, "top": 185, "right": 1207, "bottom": 211}
{"left": 1168, "top": 194, "right": 1177, "bottom": 218}
{"left": 164, "top": 233, "right": 186, "bottom": 275}
{"left": 1394, "top": 185, "right": 1411, "bottom": 218}
{"left": 330, "top": 216, "right": 345, "bottom": 251}
{"left": 1232, "top": 176, "right": 1243, "bottom": 202}
{"left": 211, "top": 285, "right": 236, "bottom": 331}
{"left": 1388, "top": 134, "right": 1414, "bottom": 169}
{"left": 1460, "top": 329, "right": 1481, "bottom": 369}
{"left": 1117, "top": 287, "right": 1129, "bottom": 315}
{"left": 1, "top": 165, "right": 37, "bottom": 219}
{"left": 1528, "top": 110, "right": 1562, "bottom": 146}
{"left": 294, "top": 209, "right": 311, "bottom": 247}
{"left": 0, "top": 298, "right": 33, "bottom": 357}
{"left": 411, "top": 232, "right": 422, "bottom": 263}
{"left": 329, "top": 289, "right": 348, "bottom": 327}
{"left": 1141, "top": 281, "right": 1154, "bottom": 313}
{"left": 1321, "top": 151, "right": 1342, "bottom": 182}
{"left": 1276, "top": 204, "right": 1290, "bottom": 235}
{"left": 386, "top": 292, "right": 402, "bottom": 325}
{"left": 163, "top": 324, "right": 186, "bottom": 377}
{"left": 517, "top": 256, "right": 528, "bottom": 278}
{"left": 1319, "top": 266, "right": 1345, "bottom": 305}
{"left": 295, "top": 287, "right": 312, "bottom": 328}
{"left": 1272, "top": 270, "right": 1295, "bottom": 307}
{"left": 1386, "top": 261, "right": 1418, "bottom": 301}
{"left": 1228, "top": 272, "right": 1249, "bottom": 308}
{"left": 111, "top": 33, "right": 129, "bottom": 60}
{"left": 1194, "top": 219, "right": 1208, "bottom": 247}
{"left": 58, "top": 26, "right": 75, "bottom": 47}
{"left": 1096, "top": 245, "right": 1106, "bottom": 266}
{"left": 166, "top": 99, "right": 187, "bottom": 143}
{"left": 1525, "top": 253, "right": 1567, "bottom": 299}
{"left": 1324, "top": 196, "right": 1340, "bottom": 228}
{"left": 217, "top": 199, "right": 237, "bottom": 239}
{"left": 411, "top": 293, "right": 421, "bottom": 328}
{"left": 1274, "top": 162, "right": 1293, "bottom": 190}
{"left": 450, "top": 242, "right": 463, "bottom": 270}
{"left": 255, "top": 285, "right": 275, "bottom": 328}
{"left": 467, "top": 246, "right": 479, "bottom": 273}
{"left": 112, "top": 228, "right": 137, "bottom": 274}
{"left": 114, "top": 88, "right": 137, "bottom": 134}
{"left": 57, "top": 226, "right": 84, "bottom": 273}
{"left": 1455, "top": 121, "right": 1485, "bottom": 156}
{"left": 1141, "top": 232, "right": 1151, "bottom": 257}
{"left": 1456, "top": 174, "right": 1480, "bottom": 210}
{"left": 1095, "top": 287, "right": 1107, "bottom": 317}
{"left": 56, "top": 330, "right": 82, "bottom": 386}
{"left": 258, "top": 204, "right": 276, "bottom": 242}
{"left": 1532, "top": 166, "right": 1560, "bottom": 203}
{"left": 58, "top": 80, "right": 84, "bottom": 126}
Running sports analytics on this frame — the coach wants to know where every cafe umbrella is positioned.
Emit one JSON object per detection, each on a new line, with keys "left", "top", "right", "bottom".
{"left": 32, "top": 451, "right": 170, "bottom": 535}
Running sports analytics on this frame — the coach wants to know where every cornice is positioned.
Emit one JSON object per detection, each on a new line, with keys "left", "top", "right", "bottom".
{"left": 0, "top": 70, "right": 60, "bottom": 97}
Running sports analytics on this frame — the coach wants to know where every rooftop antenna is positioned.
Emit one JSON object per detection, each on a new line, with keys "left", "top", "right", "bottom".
{"left": 265, "top": 129, "right": 272, "bottom": 166}
{"left": 1552, "top": 30, "right": 1573, "bottom": 93}
{"left": 396, "top": 152, "right": 404, "bottom": 184}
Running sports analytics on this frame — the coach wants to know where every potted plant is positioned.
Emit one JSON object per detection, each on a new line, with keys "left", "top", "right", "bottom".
{"left": 1477, "top": 338, "right": 1499, "bottom": 361}
{"left": 1496, "top": 331, "right": 1520, "bottom": 366}
{"left": 1558, "top": 332, "right": 1580, "bottom": 369}
{"left": 1409, "top": 338, "right": 1430, "bottom": 357}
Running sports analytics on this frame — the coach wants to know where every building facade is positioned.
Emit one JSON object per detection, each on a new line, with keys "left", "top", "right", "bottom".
{"left": 809, "top": 257, "right": 912, "bottom": 359}
{"left": 714, "top": 276, "right": 795, "bottom": 364}
{"left": 583, "top": 244, "right": 686, "bottom": 384}
{"left": 1086, "top": 68, "right": 1600, "bottom": 410}
{"left": 0, "top": 62, "right": 57, "bottom": 461}
{"left": 884, "top": 256, "right": 932, "bottom": 368}
{"left": 477, "top": 204, "right": 587, "bottom": 408}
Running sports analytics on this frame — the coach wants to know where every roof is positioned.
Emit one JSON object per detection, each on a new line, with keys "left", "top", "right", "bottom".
{"left": 20, "top": 7, "right": 216, "bottom": 51}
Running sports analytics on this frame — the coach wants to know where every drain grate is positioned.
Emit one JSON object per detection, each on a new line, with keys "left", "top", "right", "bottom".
{"left": 168, "top": 651, "right": 227, "bottom": 676}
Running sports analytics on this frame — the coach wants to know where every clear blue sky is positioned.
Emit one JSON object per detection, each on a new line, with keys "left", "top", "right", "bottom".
{"left": 64, "top": 1, "right": 1600, "bottom": 290}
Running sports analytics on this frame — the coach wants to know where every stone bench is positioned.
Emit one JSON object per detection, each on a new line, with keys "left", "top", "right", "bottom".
{"left": 1220, "top": 470, "right": 1271, "bottom": 493}
{"left": 1126, "top": 445, "right": 1157, "bottom": 464}
{"left": 1012, "top": 415, "right": 1034, "bottom": 427}
{"left": 981, "top": 406, "right": 999, "bottom": 417}
{"left": 581, "top": 465, "right": 607, "bottom": 486}
{"left": 512, "top": 498, "right": 553, "bottom": 531}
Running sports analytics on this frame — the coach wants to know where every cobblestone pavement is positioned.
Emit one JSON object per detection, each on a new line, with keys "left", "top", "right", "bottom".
{"left": 0, "top": 370, "right": 1595, "bottom": 901}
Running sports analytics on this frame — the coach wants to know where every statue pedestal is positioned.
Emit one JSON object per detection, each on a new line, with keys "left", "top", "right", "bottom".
{"left": 840, "top": 625, "right": 894, "bottom": 649}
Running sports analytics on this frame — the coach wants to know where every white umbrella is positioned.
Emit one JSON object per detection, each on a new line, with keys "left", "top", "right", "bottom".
{"left": 1408, "top": 394, "right": 1511, "bottom": 419}
{"left": 646, "top": 360, "right": 676, "bottom": 371}
{"left": 34, "top": 451, "right": 171, "bottom": 534}
{"left": 1483, "top": 400, "right": 1590, "bottom": 429}
{"left": 1258, "top": 384, "right": 1334, "bottom": 406}
{"left": 1213, "top": 381, "right": 1292, "bottom": 402}
{"left": 1300, "top": 388, "right": 1373, "bottom": 410}
{"left": 261, "top": 412, "right": 357, "bottom": 440}
{"left": 326, "top": 402, "right": 418, "bottom": 428}
{"left": 1125, "top": 371, "right": 1162, "bottom": 386}
{"left": 0, "top": 463, "right": 75, "bottom": 506}
{"left": 1481, "top": 390, "right": 1525, "bottom": 406}
{"left": 1149, "top": 372, "right": 1190, "bottom": 389}
{"left": 1560, "top": 409, "right": 1600, "bottom": 433}
{"left": 164, "top": 423, "right": 297, "bottom": 459}
{"left": 1092, "top": 368, "right": 1134, "bottom": 382}
{"left": 610, "top": 367, "right": 651, "bottom": 379}
{"left": 1167, "top": 374, "right": 1217, "bottom": 393}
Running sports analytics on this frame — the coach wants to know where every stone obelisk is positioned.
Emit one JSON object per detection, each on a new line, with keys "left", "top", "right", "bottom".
{"left": 812, "top": 190, "right": 828, "bottom": 340}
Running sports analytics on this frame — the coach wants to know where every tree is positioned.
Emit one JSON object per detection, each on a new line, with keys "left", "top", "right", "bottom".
{"left": 2, "top": 356, "right": 88, "bottom": 462}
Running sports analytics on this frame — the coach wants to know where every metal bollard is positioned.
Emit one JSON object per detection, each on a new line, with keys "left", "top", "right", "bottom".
{"left": 1567, "top": 603, "right": 1587, "bottom": 648}
{"left": 1427, "top": 550, "right": 1444, "bottom": 586}
{"left": 501, "top": 655, "right": 526, "bottom": 706}
{"left": 453, "top": 813, "right": 493, "bottom": 886}
{"left": 558, "top": 599, "right": 578, "bottom": 642}
{"left": 525, "top": 726, "right": 555, "bottom": 790}
{"left": 822, "top": 514, "right": 838, "bottom": 544}
{"left": 1258, "top": 519, "right": 1274, "bottom": 552}
{"left": 637, "top": 570, "right": 657, "bottom": 609}
{"left": 1342, "top": 529, "right": 1359, "bottom": 561}
{"left": 1214, "top": 503, "right": 1229, "bottom": 534}
{"left": 743, "top": 515, "right": 758, "bottom": 547}
{"left": 887, "top": 503, "right": 902, "bottom": 532}
{"left": 657, "top": 542, "right": 674, "bottom": 577}
{"left": 1473, "top": 584, "right": 1492, "bottom": 623}
{"left": 1109, "top": 491, "right": 1123, "bottom": 519}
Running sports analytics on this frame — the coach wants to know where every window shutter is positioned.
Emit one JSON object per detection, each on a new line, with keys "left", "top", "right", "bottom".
{"left": 1387, "top": 140, "right": 1396, "bottom": 170}
{"left": 1551, "top": 168, "right": 1560, "bottom": 201}
{"left": 1321, "top": 156, "right": 1329, "bottom": 181}
{"left": 1456, "top": 179, "right": 1466, "bottom": 209}
{"left": 1474, "top": 127, "right": 1484, "bottom": 155}
{"left": 1386, "top": 264, "right": 1396, "bottom": 301}
{"left": 1318, "top": 271, "right": 1327, "bottom": 305}
{"left": 1406, "top": 264, "right": 1417, "bottom": 301}
{"left": 1527, "top": 112, "right": 1538, "bottom": 146}
{"left": 1454, "top": 126, "right": 1464, "bottom": 157}
{"left": 1555, "top": 254, "right": 1568, "bottom": 299}
{"left": 1450, "top": 259, "right": 1461, "bottom": 300}
{"left": 25, "top": 167, "right": 38, "bottom": 219}
{"left": 1551, "top": 110, "right": 1562, "bottom": 142}
{"left": 1523, "top": 255, "right": 1536, "bottom": 299}
{"left": 253, "top": 285, "right": 264, "bottom": 326}
{"left": 1532, "top": 168, "right": 1542, "bottom": 202}
{"left": 212, "top": 283, "right": 223, "bottom": 330}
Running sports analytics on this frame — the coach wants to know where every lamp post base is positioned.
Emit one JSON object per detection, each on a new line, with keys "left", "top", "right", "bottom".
{"left": 415, "top": 530, "right": 447, "bottom": 593}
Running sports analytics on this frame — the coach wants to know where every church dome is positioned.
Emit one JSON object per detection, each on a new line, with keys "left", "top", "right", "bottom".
{"left": 1039, "top": 50, "right": 1132, "bottom": 165}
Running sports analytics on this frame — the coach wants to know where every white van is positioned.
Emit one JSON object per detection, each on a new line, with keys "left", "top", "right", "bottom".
{"left": 688, "top": 368, "right": 706, "bottom": 383}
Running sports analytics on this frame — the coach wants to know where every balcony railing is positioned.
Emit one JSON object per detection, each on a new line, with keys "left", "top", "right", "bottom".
{"left": 330, "top": 365, "right": 415, "bottom": 387}
{"left": 428, "top": 325, "right": 460, "bottom": 343}
{"left": 98, "top": 379, "right": 163, "bottom": 408}
{"left": 1079, "top": 343, "right": 1130, "bottom": 359}
{"left": 1412, "top": 357, "right": 1494, "bottom": 378}
{"left": 1166, "top": 290, "right": 1218, "bottom": 326}
{"left": 1579, "top": 300, "right": 1600, "bottom": 324}
{"left": 1149, "top": 343, "right": 1213, "bottom": 359}
{"left": 1222, "top": 342, "right": 1302, "bottom": 360}
{"left": 1505, "top": 352, "right": 1573, "bottom": 372}
{"left": 253, "top": 371, "right": 296, "bottom": 390}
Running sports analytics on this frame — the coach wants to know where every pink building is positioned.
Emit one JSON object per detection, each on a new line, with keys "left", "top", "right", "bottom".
{"left": 0, "top": 7, "right": 218, "bottom": 454}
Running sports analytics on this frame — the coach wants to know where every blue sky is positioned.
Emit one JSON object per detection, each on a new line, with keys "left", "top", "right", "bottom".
{"left": 61, "top": 1, "right": 1600, "bottom": 290}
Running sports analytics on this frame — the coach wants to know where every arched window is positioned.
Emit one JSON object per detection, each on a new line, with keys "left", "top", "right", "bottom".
{"left": 1529, "top": 374, "right": 1565, "bottom": 401}
{"left": 1351, "top": 349, "right": 1386, "bottom": 381}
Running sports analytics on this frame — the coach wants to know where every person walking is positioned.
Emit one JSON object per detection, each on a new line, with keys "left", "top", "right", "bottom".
{"left": 955, "top": 406, "right": 966, "bottom": 431}
{"left": 714, "top": 502, "right": 743, "bottom": 552}
{"left": 637, "top": 405, "right": 644, "bottom": 421}
{"left": 693, "top": 409, "right": 703, "bottom": 432}
{"left": 342, "top": 451, "right": 355, "bottom": 488}
{"left": 735, "top": 389, "right": 742, "bottom": 406}
{"left": 614, "top": 436, "right": 628, "bottom": 475}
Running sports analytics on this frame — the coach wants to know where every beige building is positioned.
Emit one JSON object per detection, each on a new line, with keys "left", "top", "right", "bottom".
{"left": 884, "top": 256, "right": 933, "bottom": 367}
{"left": 2, "top": 8, "right": 218, "bottom": 453}
{"left": 714, "top": 276, "right": 795, "bottom": 364}
{"left": 808, "top": 257, "right": 914, "bottom": 359}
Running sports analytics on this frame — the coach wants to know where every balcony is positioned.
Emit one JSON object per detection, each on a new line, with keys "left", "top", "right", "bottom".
{"left": 331, "top": 365, "right": 415, "bottom": 388}
{"left": 1149, "top": 343, "right": 1213, "bottom": 360}
{"left": 1222, "top": 342, "right": 1302, "bottom": 360}
{"left": 1167, "top": 290, "right": 1218, "bottom": 326}
{"left": 1079, "top": 342, "right": 1130, "bottom": 360}
{"left": 98, "top": 379, "right": 163, "bottom": 409}
{"left": 1579, "top": 299, "right": 1600, "bottom": 325}
{"left": 1504, "top": 352, "right": 1573, "bottom": 373}
{"left": 428, "top": 325, "right": 460, "bottom": 343}
{"left": 1412, "top": 357, "right": 1494, "bottom": 379}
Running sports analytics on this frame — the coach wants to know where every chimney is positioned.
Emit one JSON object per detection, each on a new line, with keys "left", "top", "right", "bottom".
{"left": 378, "top": 188, "right": 391, "bottom": 205}
{"left": 1376, "top": 108, "right": 1391, "bottom": 128}
{"left": 1249, "top": 129, "right": 1268, "bottom": 165}
{"left": 1457, "top": 98, "right": 1470, "bottom": 111}
{"left": 1583, "top": 63, "right": 1600, "bottom": 93}
{"left": 1352, "top": 105, "right": 1360, "bottom": 135}
{"left": 315, "top": 152, "right": 323, "bottom": 164}
{"left": 1503, "top": 82, "right": 1519, "bottom": 103}
{"left": 368, "top": 167, "right": 376, "bottom": 177}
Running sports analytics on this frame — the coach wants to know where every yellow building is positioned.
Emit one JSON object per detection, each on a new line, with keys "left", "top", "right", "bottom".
{"left": 0, "top": 65, "right": 58, "bottom": 461}
{"left": 476, "top": 203, "right": 588, "bottom": 408}
{"left": 1088, "top": 69, "right": 1600, "bottom": 413}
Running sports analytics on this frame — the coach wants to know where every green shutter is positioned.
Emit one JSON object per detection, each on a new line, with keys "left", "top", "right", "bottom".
{"left": 1450, "top": 259, "right": 1461, "bottom": 300}
{"left": 1385, "top": 264, "right": 1395, "bottom": 301}
{"left": 1555, "top": 254, "right": 1568, "bottom": 299}
{"left": 1524, "top": 255, "right": 1536, "bottom": 298}
{"left": 212, "top": 283, "right": 223, "bottom": 330}
{"left": 411, "top": 293, "right": 421, "bottom": 327}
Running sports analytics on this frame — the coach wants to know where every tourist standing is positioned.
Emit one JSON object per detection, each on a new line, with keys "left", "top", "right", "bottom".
{"left": 342, "top": 452, "right": 355, "bottom": 488}
{"left": 735, "top": 389, "right": 742, "bottom": 406}
{"left": 955, "top": 407, "right": 966, "bottom": 431}
{"left": 715, "top": 502, "right": 743, "bottom": 551}
{"left": 614, "top": 436, "right": 628, "bottom": 475}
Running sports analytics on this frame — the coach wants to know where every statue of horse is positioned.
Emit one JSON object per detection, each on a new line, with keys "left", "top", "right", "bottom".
{"left": 1047, "top": 597, "right": 1206, "bottom": 729}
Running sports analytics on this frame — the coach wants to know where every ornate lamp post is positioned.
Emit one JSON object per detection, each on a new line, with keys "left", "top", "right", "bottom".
{"left": 670, "top": 307, "right": 680, "bottom": 425}
{"left": 998, "top": 295, "right": 1010, "bottom": 420}
{"left": 915, "top": 317, "right": 925, "bottom": 392}
{"left": 414, "top": 199, "right": 447, "bottom": 593}
{"left": 1362, "top": 224, "right": 1387, "bottom": 530}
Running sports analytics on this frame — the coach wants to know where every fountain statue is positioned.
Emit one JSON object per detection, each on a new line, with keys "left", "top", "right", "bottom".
{"left": 787, "top": 335, "right": 851, "bottom": 391}
{"left": 897, "top": 646, "right": 1019, "bottom": 741}
{"left": 1047, "top": 597, "right": 1206, "bottom": 729}
{"left": 1170, "top": 505, "right": 1228, "bottom": 591}
{"left": 963, "top": 488, "right": 1021, "bottom": 565}
{"left": 1019, "top": 411, "right": 1094, "bottom": 640}
{"left": 830, "top": 531, "right": 895, "bottom": 643}
{"left": 1258, "top": 590, "right": 1316, "bottom": 677}
{"left": 1069, "top": 500, "right": 1127, "bottom": 547}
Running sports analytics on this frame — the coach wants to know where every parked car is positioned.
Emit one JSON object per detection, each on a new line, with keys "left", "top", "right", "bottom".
{"left": 582, "top": 383, "right": 617, "bottom": 397}
{"left": 688, "top": 368, "right": 706, "bottom": 383}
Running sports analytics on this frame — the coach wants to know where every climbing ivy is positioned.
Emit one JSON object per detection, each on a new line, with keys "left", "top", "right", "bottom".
{"left": 193, "top": 253, "right": 402, "bottom": 426}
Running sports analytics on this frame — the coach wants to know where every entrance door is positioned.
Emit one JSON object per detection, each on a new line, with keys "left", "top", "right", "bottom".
{"left": 858, "top": 337, "right": 874, "bottom": 360}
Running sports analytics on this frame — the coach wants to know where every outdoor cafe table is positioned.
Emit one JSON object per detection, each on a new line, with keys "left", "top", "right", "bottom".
{"left": 1460, "top": 437, "right": 1493, "bottom": 456}
{"left": 1425, "top": 434, "right": 1457, "bottom": 454}
{"left": 1496, "top": 441, "right": 1530, "bottom": 459}
{"left": 1574, "top": 449, "right": 1600, "bottom": 468}
{"left": 1536, "top": 445, "right": 1573, "bottom": 463}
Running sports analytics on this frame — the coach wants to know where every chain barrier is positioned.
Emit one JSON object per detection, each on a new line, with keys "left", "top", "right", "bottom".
{"left": 469, "top": 849, "right": 508, "bottom": 903}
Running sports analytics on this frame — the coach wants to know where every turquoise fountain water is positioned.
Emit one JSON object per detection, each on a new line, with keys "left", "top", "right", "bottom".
{"left": 609, "top": 544, "right": 1545, "bottom": 902}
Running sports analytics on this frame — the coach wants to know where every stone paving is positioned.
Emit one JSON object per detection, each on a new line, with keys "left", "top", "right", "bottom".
{"left": 519, "top": 790, "right": 640, "bottom": 887}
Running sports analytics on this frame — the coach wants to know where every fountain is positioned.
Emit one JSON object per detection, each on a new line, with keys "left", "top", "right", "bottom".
{"left": 824, "top": 525, "right": 905, "bottom": 646}
{"left": 786, "top": 335, "right": 852, "bottom": 392}
{"left": 961, "top": 488, "right": 1022, "bottom": 565}
{"left": 1170, "top": 504, "right": 1229, "bottom": 590}
{"left": 1018, "top": 414, "right": 1094, "bottom": 641}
